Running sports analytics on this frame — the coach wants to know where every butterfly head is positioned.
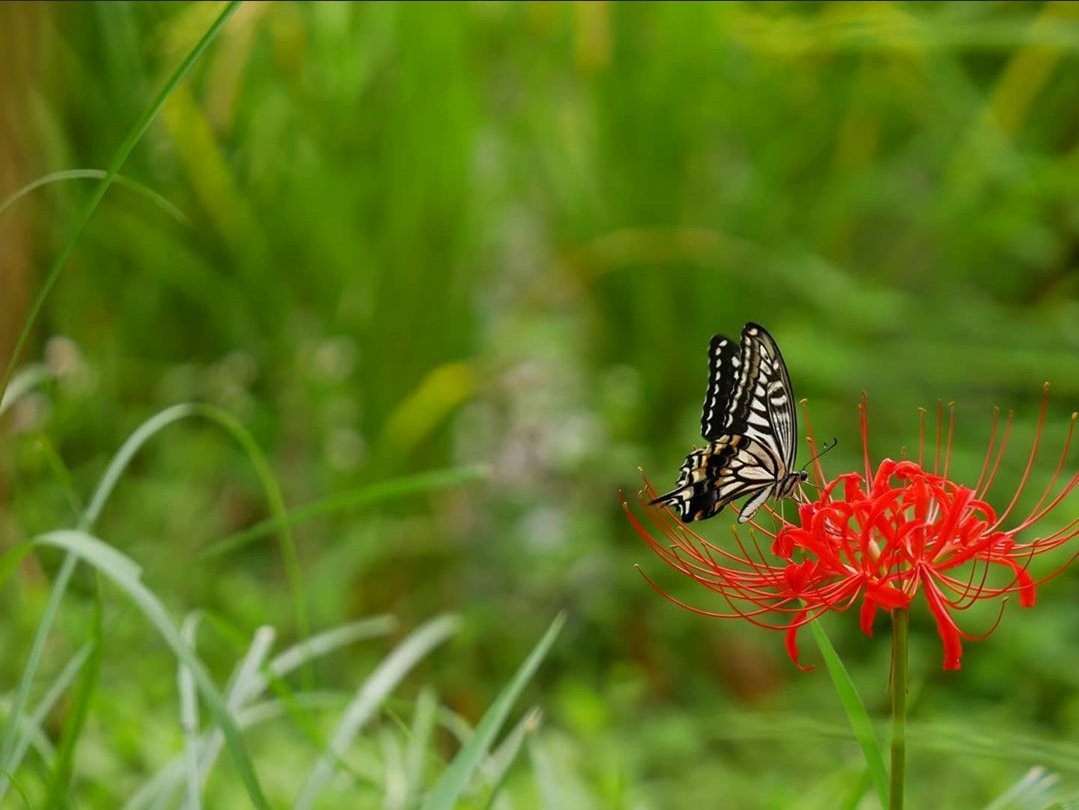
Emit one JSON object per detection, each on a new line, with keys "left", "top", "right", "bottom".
{"left": 777, "top": 469, "right": 808, "bottom": 498}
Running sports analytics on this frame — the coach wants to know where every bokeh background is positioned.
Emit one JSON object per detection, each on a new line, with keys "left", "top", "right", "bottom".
{"left": 2, "top": 2, "right": 1079, "bottom": 807}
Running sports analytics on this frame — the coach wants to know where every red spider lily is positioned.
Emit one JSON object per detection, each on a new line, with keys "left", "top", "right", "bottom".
{"left": 626, "top": 385, "right": 1079, "bottom": 670}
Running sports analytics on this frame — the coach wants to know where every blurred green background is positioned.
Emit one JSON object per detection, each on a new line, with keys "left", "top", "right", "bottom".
{"left": 2, "top": 1, "right": 1079, "bottom": 807}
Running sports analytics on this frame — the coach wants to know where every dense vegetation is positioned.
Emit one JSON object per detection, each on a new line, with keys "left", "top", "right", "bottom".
{"left": 2, "top": 2, "right": 1078, "bottom": 807}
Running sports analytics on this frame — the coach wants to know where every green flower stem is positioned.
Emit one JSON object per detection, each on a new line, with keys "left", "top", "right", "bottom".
{"left": 890, "top": 608, "right": 909, "bottom": 810}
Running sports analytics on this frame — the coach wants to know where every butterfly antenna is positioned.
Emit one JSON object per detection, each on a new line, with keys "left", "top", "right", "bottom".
{"left": 801, "top": 436, "right": 839, "bottom": 473}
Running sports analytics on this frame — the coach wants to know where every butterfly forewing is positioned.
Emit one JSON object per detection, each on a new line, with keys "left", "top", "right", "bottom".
{"left": 745, "top": 324, "right": 798, "bottom": 471}
{"left": 653, "top": 322, "right": 805, "bottom": 524}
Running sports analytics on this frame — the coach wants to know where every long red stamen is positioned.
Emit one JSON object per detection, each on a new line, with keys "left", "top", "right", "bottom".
{"left": 942, "top": 401, "right": 956, "bottom": 479}
{"left": 859, "top": 393, "right": 872, "bottom": 482}
{"left": 1010, "top": 412, "right": 1078, "bottom": 532}
{"left": 973, "top": 406, "right": 1000, "bottom": 495}
{"left": 917, "top": 406, "right": 927, "bottom": 469}
{"left": 978, "top": 409, "right": 1014, "bottom": 499}
{"left": 989, "top": 383, "right": 1050, "bottom": 531}
{"left": 799, "top": 397, "right": 828, "bottom": 488}
{"left": 934, "top": 399, "right": 944, "bottom": 476}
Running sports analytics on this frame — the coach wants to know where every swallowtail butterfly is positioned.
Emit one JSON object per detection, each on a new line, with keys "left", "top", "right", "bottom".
{"left": 651, "top": 322, "right": 807, "bottom": 523}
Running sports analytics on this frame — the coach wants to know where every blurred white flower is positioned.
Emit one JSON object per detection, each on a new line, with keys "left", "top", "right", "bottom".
{"left": 326, "top": 427, "right": 366, "bottom": 472}
{"left": 45, "top": 335, "right": 96, "bottom": 396}
{"left": 8, "top": 391, "right": 48, "bottom": 434}
{"left": 312, "top": 336, "right": 358, "bottom": 382}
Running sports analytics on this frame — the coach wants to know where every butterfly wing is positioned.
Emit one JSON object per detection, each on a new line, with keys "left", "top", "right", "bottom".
{"left": 700, "top": 333, "right": 742, "bottom": 441}
{"left": 740, "top": 323, "right": 798, "bottom": 473}
{"left": 650, "top": 435, "right": 776, "bottom": 522}
{"left": 657, "top": 322, "right": 801, "bottom": 524}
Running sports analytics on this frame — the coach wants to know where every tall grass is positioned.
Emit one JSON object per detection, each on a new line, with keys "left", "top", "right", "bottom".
{"left": 3, "top": 2, "right": 1079, "bottom": 806}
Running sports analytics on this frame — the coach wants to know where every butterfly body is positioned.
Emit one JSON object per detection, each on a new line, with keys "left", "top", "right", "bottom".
{"left": 652, "top": 323, "right": 806, "bottom": 523}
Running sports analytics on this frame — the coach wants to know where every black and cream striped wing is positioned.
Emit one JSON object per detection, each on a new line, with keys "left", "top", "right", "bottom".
{"left": 736, "top": 323, "right": 798, "bottom": 474}
{"left": 655, "top": 322, "right": 802, "bottom": 524}
{"left": 699, "top": 323, "right": 797, "bottom": 469}
{"left": 700, "top": 333, "right": 742, "bottom": 441}
{"left": 652, "top": 435, "right": 780, "bottom": 523}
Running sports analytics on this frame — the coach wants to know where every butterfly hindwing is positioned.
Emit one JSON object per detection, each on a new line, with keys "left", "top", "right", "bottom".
{"left": 653, "top": 435, "right": 774, "bottom": 522}
{"left": 700, "top": 335, "right": 742, "bottom": 441}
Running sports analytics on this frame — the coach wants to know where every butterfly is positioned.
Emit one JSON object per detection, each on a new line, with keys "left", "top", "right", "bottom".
{"left": 651, "top": 322, "right": 807, "bottom": 524}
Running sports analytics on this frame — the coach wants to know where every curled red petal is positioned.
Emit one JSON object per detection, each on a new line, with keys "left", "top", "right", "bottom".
{"left": 783, "top": 560, "right": 819, "bottom": 593}
{"left": 785, "top": 610, "right": 814, "bottom": 672}
{"left": 859, "top": 596, "right": 878, "bottom": 637}
{"left": 866, "top": 582, "right": 912, "bottom": 610}
{"left": 922, "top": 573, "right": 963, "bottom": 670}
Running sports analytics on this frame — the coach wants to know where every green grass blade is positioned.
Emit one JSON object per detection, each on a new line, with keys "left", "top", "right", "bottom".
{"left": 82, "top": 405, "right": 203, "bottom": 528}
{"left": 527, "top": 736, "right": 563, "bottom": 810}
{"left": 82, "top": 402, "right": 310, "bottom": 673}
{"left": 184, "top": 404, "right": 311, "bottom": 675}
{"left": 435, "top": 708, "right": 474, "bottom": 749}
{"left": 0, "top": 169, "right": 189, "bottom": 224}
{"left": 0, "top": 364, "right": 50, "bottom": 417}
{"left": 178, "top": 614, "right": 205, "bottom": 810}
{"left": 257, "top": 616, "right": 397, "bottom": 698}
{"left": 0, "top": 0, "right": 240, "bottom": 395}
{"left": 164, "top": 622, "right": 277, "bottom": 810}
{"left": 4, "top": 643, "right": 93, "bottom": 781}
{"left": 481, "top": 707, "right": 542, "bottom": 810}
{"left": 838, "top": 771, "right": 872, "bottom": 810}
{"left": 294, "top": 615, "right": 460, "bottom": 810}
{"left": 421, "top": 612, "right": 566, "bottom": 810}
{"left": 192, "top": 625, "right": 276, "bottom": 799}
{"left": 0, "top": 438, "right": 86, "bottom": 799}
{"left": 200, "top": 465, "right": 489, "bottom": 560}
{"left": 379, "top": 728, "right": 408, "bottom": 809}
{"left": 809, "top": 620, "right": 888, "bottom": 809}
{"left": 42, "top": 583, "right": 104, "bottom": 808}
{"left": 127, "top": 696, "right": 344, "bottom": 810}
{"left": 33, "top": 530, "right": 271, "bottom": 809}
{"left": 404, "top": 688, "right": 439, "bottom": 805}
{"left": 2, "top": 399, "right": 305, "bottom": 800}
{"left": 127, "top": 617, "right": 395, "bottom": 810}
{"left": 0, "top": 767, "right": 32, "bottom": 810}
{"left": 224, "top": 626, "right": 278, "bottom": 712}
{"left": 32, "top": 434, "right": 85, "bottom": 519}
{"left": 0, "top": 555, "right": 80, "bottom": 801}
{"left": 981, "top": 767, "right": 1060, "bottom": 810}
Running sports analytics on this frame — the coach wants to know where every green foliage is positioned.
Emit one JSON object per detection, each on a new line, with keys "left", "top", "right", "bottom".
{"left": 2, "top": 1, "right": 1079, "bottom": 807}
{"left": 423, "top": 613, "right": 564, "bottom": 810}
{"left": 810, "top": 620, "right": 888, "bottom": 809}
